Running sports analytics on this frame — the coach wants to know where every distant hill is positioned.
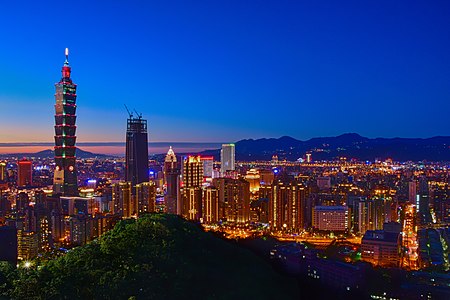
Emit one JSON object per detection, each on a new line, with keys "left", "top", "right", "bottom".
{"left": 0, "top": 148, "right": 110, "bottom": 159}
{"left": 201, "top": 133, "right": 450, "bottom": 161}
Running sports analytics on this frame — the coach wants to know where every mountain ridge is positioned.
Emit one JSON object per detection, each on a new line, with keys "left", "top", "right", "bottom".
{"left": 201, "top": 133, "right": 450, "bottom": 162}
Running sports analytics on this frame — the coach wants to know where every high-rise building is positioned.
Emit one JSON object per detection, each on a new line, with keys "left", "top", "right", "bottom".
{"left": 180, "top": 156, "right": 203, "bottom": 219}
{"left": 361, "top": 230, "right": 401, "bottom": 267}
{"left": 17, "top": 230, "right": 39, "bottom": 260}
{"left": 111, "top": 182, "right": 132, "bottom": 218}
{"left": 213, "top": 178, "right": 251, "bottom": 225}
{"left": 202, "top": 187, "right": 219, "bottom": 224}
{"left": 125, "top": 114, "right": 149, "bottom": 189}
{"left": 408, "top": 181, "right": 417, "bottom": 203}
{"left": 201, "top": 156, "right": 214, "bottom": 178}
{"left": 312, "top": 206, "right": 349, "bottom": 231}
{"left": 181, "top": 156, "right": 203, "bottom": 188}
{"left": 0, "top": 161, "right": 6, "bottom": 182}
{"left": 164, "top": 147, "right": 179, "bottom": 214}
{"left": 267, "top": 181, "right": 307, "bottom": 231}
{"left": 53, "top": 48, "right": 78, "bottom": 196}
{"left": 18, "top": 159, "right": 32, "bottom": 187}
{"left": 135, "top": 181, "right": 156, "bottom": 215}
{"left": 220, "top": 144, "right": 235, "bottom": 175}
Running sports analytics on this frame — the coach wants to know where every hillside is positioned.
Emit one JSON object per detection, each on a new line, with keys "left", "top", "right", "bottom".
{"left": 0, "top": 214, "right": 298, "bottom": 299}
{"left": 201, "top": 133, "right": 450, "bottom": 161}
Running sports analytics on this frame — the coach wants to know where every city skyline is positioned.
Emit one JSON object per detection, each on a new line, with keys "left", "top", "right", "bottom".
{"left": 1, "top": 1, "right": 449, "bottom": 147}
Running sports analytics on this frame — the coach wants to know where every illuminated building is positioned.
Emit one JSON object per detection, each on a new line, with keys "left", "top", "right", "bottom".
{"left": 417, "top": 176, "right": 431, "bottom": 225}
{"left": 16, "top": 192, "right": 29, "bottom": 211}
{"left": 164, "top": 147, "right": 179, "bottom": 214}
{"left": 408, "top": 181, "right": 417, "bottom": 203}
{"left": 69, "top": 214, "right": 92, "bottom": 246}
{"left": 181, "top": 156, "right": 203, "bottom": 188}
{"left": 184, "top": 187, "right": 202, "bottom": 221}
{"left": 202, "top": 187, "right": 219, "bottom": 224}
{"left": 317, "top": 176, "right": 331, "bottom": 190}
{"left": 312, "top": 206, "right": 349, "bottom": 231}
{"left": 220, "top": 144, "right": 235, "bottom": 175}
{"left": 201, "top": 156, "right": 214, "bottom": 178}
{"left": 267, "top": 182, "right": 306, "bottom": 231}
{"left": 259, "top": 169, "right": 274, "bottom": 185}
{"left": 17, "top": 159, "right": 32, "bottom": 187}
{"left": 0, "top": 161, "right": 6, "bottom": 181}
{"left": 111, "top": 182, "right": 133, "bottom": 217}
{"left": 213, "top": 178, "right": 250, "bottom": 225}
{"left": 135, "top": 181, "right": 156, "bottom": 215}
{"left": 53, "top": 48, "right": 79, "bottom": 196}
{"left": 305, "top": 153, "right": 312, "bottom": 163}
{"left": 430, "top": 182, "right": 449, "bottom": 224}
{"left": 361, "top": 230, "right": 401, "bottom": 267}
{"left": 125, "top": 113, "right": 149, "bottom": 188}
{"left": 245, "top": 169, "right": 260, "bottom": 193}
{"left": 17, "top": 230, "right": 39, "bottom": 260}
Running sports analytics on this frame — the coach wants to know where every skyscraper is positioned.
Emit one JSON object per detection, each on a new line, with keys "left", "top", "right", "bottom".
{"left": 220, "top": 144, "right": 235, "bottom": 175}
{"left": 18, "top": 159, "right": 32, "bottom": 187}
{"left": 111, "top": 182, "right": 132, "bottom": 218}
{"left": 125, "top": 114, "right": 149, "bottom": 188}
{"left": 180, "top": 156, "right": 203, "bottom": 219}
{"left": 164, "top": 147, "right": 179, "bottom": 214}
{"left": 135, "top": 181, "right": 156, "bottom": 215}
{"left": 0, "top": 161, "right": 6, "bottom": 182}
{"left": 53, "top": 48, "right": 78, "bottom": 196}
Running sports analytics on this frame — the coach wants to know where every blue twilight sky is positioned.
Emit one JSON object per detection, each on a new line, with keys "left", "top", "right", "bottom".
{"left": 0, "top": 0, "right": 449, "bottom": 143}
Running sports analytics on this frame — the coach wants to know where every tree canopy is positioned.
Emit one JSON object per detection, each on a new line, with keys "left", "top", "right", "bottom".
{"left": 1, "top": 214, "right": 298, "bottom": 299}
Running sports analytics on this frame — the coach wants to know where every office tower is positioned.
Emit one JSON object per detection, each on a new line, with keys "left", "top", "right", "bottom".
{"left": 0, "top": 161, "right": 6, "bottom": 181}
{"left": 361, "top": 230, "right": 401, "bottom": 267}
{"left": 267, "top": 182, "right": 306, "bottom": 231}
{"left": 111, "top": 182, "right": 132, "bottom": 218}
{"left": 184, "top": 187, "right": 202, "bottom": 221}
{"left": 312, "top": 206, "right": 349, "bottom": 231}
{"left": 18, "top": 159, "right": 32, "bottom": 187}
{"left": 125, "top": 113, "right": 149, "bottom": 188}
{"left": 17, "top": 230, "right": 39, "bottom": 260}
{"left": 202, "top": 187, "right": 219, "bottom": 224}
{"left": 417, "top": 176, "right": 431, "bottom": 224}
{"left": 53, "top": 48, "right": 78, "bottom": 196}
{"left": 220, "top": 144, "right": 235, "bottom": 175}
{"left": 69, "top": 214, "right": 92, "bottom": 246}
{"left": 245, "top": 169, "right": 261, "bottom": 193}
{"left": 213, "top": 178, "right": 250, "bottom": 225}
{"left": 201, "top": 156, "right": 214, "bottom": 178}
{"left": 430, "top": 183, "right": 449, "bottom": 224}
{"left": 180, "top": 156, "right": 203, "bottom": 220}
{"left": 135, "top": 181, "right": 156, "bottom": 215}
{"left": 408, "top": 181, "right": 417, "bottom": 203}
{"left": 164, "top": 147, "right": 179, "bottom": 214}
{"left": 182, "top": 156, "right": 203, "bottom": 188}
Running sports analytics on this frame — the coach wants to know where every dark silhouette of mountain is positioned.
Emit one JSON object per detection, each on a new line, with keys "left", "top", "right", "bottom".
{"left": 0, "top": 148, "right": 110, "bottom": 158}
{"left": 201, "top": 133, "right": 450, "bottom": 161}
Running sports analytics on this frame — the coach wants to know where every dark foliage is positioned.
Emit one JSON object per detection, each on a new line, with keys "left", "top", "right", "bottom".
{"left": 1, "top": 214, "right": 298, "bottom": 299}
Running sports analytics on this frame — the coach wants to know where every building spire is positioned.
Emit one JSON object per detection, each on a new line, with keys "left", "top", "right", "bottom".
{"left": 64, "top": 48, "right": 69, "bottom": 65}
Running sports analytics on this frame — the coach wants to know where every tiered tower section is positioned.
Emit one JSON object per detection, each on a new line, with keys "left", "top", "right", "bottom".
{"left": 53, "top": 48, "right": 78, "bottom": 196}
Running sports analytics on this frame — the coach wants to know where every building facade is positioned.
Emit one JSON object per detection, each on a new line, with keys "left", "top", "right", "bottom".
{"left": 53, "top": 48, "right": 79, "bottom": 196}
{"left": 125, "top": 114, "right": 149, "bottom": 188}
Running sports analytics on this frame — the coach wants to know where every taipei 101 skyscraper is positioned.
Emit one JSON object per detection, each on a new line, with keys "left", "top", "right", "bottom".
{"left": 53, "top": 48, "right": 78, "bottom": 196}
